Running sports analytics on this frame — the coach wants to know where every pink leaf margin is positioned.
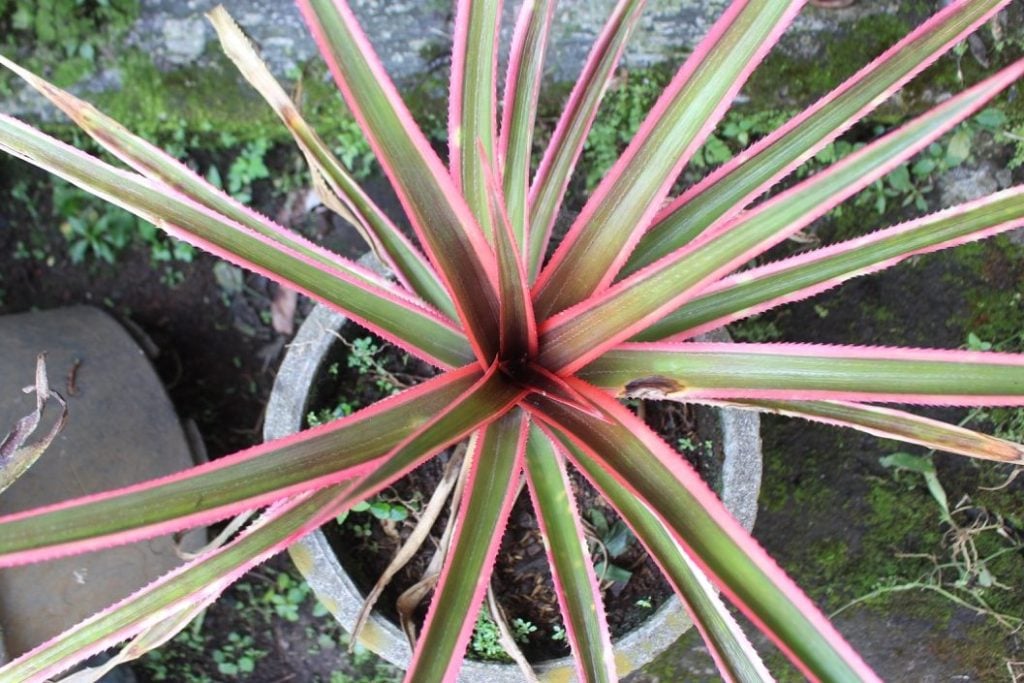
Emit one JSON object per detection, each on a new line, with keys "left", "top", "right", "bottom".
{"left": 668, "top": 185, "right": 1024, "bottom": 341}
{"left": 529, "top": 379, "right": 880, "bottom": 682}
{"left": 639, "top": 0, "right": 1012, "bottom": 262}
{"left": 533, "top": 0, "right": 806, "bottom": 306}
{"left": 405, "top": 412, "right": 529, "bottom": 682}
{"left": 0, "top": 365, "right": 482, "bottom": 567}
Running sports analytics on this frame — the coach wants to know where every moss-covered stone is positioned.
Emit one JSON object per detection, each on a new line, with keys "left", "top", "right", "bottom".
{"left": 88, "top": 52, "right": 373, "bottom": 169}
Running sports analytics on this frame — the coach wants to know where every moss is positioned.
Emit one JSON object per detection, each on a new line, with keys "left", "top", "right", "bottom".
{"left": 744, "top": 13, "right": 975, "bottom": 125}
{"left": 950, "top": 238, "right": 1024, "bottom": 348}
{"left": 0, "top": 0, "right": 139, "bottom": 93}
{"left": 85, "top": 52, "right": 374, "bottom": 173}
{"left": 93, "top": 52, "right": 278, "bottom": 143}
{"left": 746, "top": 15, "right": 911, "bottom": 108}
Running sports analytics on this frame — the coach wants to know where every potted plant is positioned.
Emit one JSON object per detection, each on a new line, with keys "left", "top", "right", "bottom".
{"left": 1, "top": 0, "right": 1023, "bottom": 681}
{"left": 264, "top": 300, "right": 763, "bottom": 679}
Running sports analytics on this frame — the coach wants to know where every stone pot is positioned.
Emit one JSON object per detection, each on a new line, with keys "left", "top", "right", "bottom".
{"left": 264, "top": 303, "right": 762, "bottom": 682}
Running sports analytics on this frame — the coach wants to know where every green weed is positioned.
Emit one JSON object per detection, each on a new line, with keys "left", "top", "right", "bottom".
{"left": 468, "top": 614, "right": 537, "bottom": 663}
{"left": 52, "top": 181, "right": 195, "bottom": 266}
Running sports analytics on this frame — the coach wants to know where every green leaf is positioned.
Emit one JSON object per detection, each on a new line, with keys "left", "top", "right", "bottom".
{"left": 588, "top": 508, "right": 610, "bottom": 538}
{"left": 533, "top": 383, "right": 876, "bottom": 681}
{"left": 406, "top": 412, "right": 526, "bottom": 682}
{"left": 603, "top": 520, "right": 633, "bottom": 559}
{"left": 0, "top": 114, "right": 473, "bottom": 369}
{"left": 500, "top": 0, "right": 556, "bottom": 253}
{"left": 879, "top": 451, "right": 936, "bottom": 474}
{"left": 449, "top": 0, "right": 501, "bottom": 239}
{"left": 623, "top": 0, "right": 1010, "bottom": 274}
{"left": 594, "top": 561, "right": 632, "bottom": 584}
{"left": 533, "top": 0, "right": 802, "bottom": 319}
{"left": 880, "top": 452, "right": 950, "bottom": 520}
{"left": 945, "top": 128, "right": 972, "bottom": 166}
{"left": 369, "top": 500, "right": 392, "bottom": 519}
{"left": 525, "top": 425, "right": 615, "bottom": 682}
{"left": 974, "top": 107, "right": 1007, "bottom": 129}
{"left": 582, "top": 343, "right": 1024, "bottom": 405}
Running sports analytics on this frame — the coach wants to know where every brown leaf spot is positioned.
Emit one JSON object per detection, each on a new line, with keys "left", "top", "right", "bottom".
{"left": 624, "top": 376, "right": 683, "bottom": 398}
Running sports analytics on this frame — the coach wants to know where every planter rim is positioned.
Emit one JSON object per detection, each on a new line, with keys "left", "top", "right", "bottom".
{"left": 265, "top": 302, "right": 762, "bottom": 682}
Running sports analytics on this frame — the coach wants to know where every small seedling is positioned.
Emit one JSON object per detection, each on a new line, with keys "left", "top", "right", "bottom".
{"left": 470, "top": 614, "right": 509, "bottom": 662}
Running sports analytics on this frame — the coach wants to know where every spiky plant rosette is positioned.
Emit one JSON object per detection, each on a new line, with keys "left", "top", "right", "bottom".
{"left": 1, "top": 0, "right": 1024, "bottom": 680}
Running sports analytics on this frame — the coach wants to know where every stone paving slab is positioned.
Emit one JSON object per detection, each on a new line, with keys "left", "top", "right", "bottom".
{"left": 0, "top": 306, "right": 202, "bottom": 660}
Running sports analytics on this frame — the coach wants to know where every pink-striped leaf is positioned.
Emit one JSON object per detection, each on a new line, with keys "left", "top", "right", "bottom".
{"left": 0, "top": 114, "right": 473, "bottom": 370}
{"left": 0, "top": 487, "right": 347, "bottom": 682}
{"left": 0, "top": 54, "right": 420, "bottom": 310}
{"left": 205, "top": 8, "right": 456, "bottom": 320}
{"left": 449, "top": 0, "right": 502, "bottom": 239}
{"left": 622, "top": 0, "right": 1011, "bottom": 275}
{"left": 0, "top": 365, "right": 482, "bottom": 566}
{"left": 525, "top": 0, "right": 645, "bottom": 279}
{"left": 539, "top": 60, "right": 1024, "bottom": 372}
{"left": 581, "top": 342, "right": 1024, "bottom": 406}
{"left": 297, "top": 0, "right": 501, "bottom": 365}
{"left": 532, "top": 0, "right": 805, "bottom": 320}
{"left": 406, "top": 411, "right": 527, "bottom": 682}
{"left": 523, "top": 425, "right": 615, "bottom": 682}
{"left": 714, "top": 399, "right": 1024, "bottom": 464}
{"left": 527, "top": 380, "right": 878, "bottom": 682}
{"left": 556, "top": 426, "right": 771, "bottom": 682}
{"left": 499, "top": 0, "right": 557, "bottom": 253}
{"left": 638, "top": 186, "right": 1024, "bottom": 342}
{"left": 482, "top": 151, "right": 537, "bottom": 361}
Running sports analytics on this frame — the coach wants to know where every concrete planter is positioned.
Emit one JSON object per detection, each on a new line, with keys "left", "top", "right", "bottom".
{"left": 265, "top": 303, "right": 763, "bottom": 682}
